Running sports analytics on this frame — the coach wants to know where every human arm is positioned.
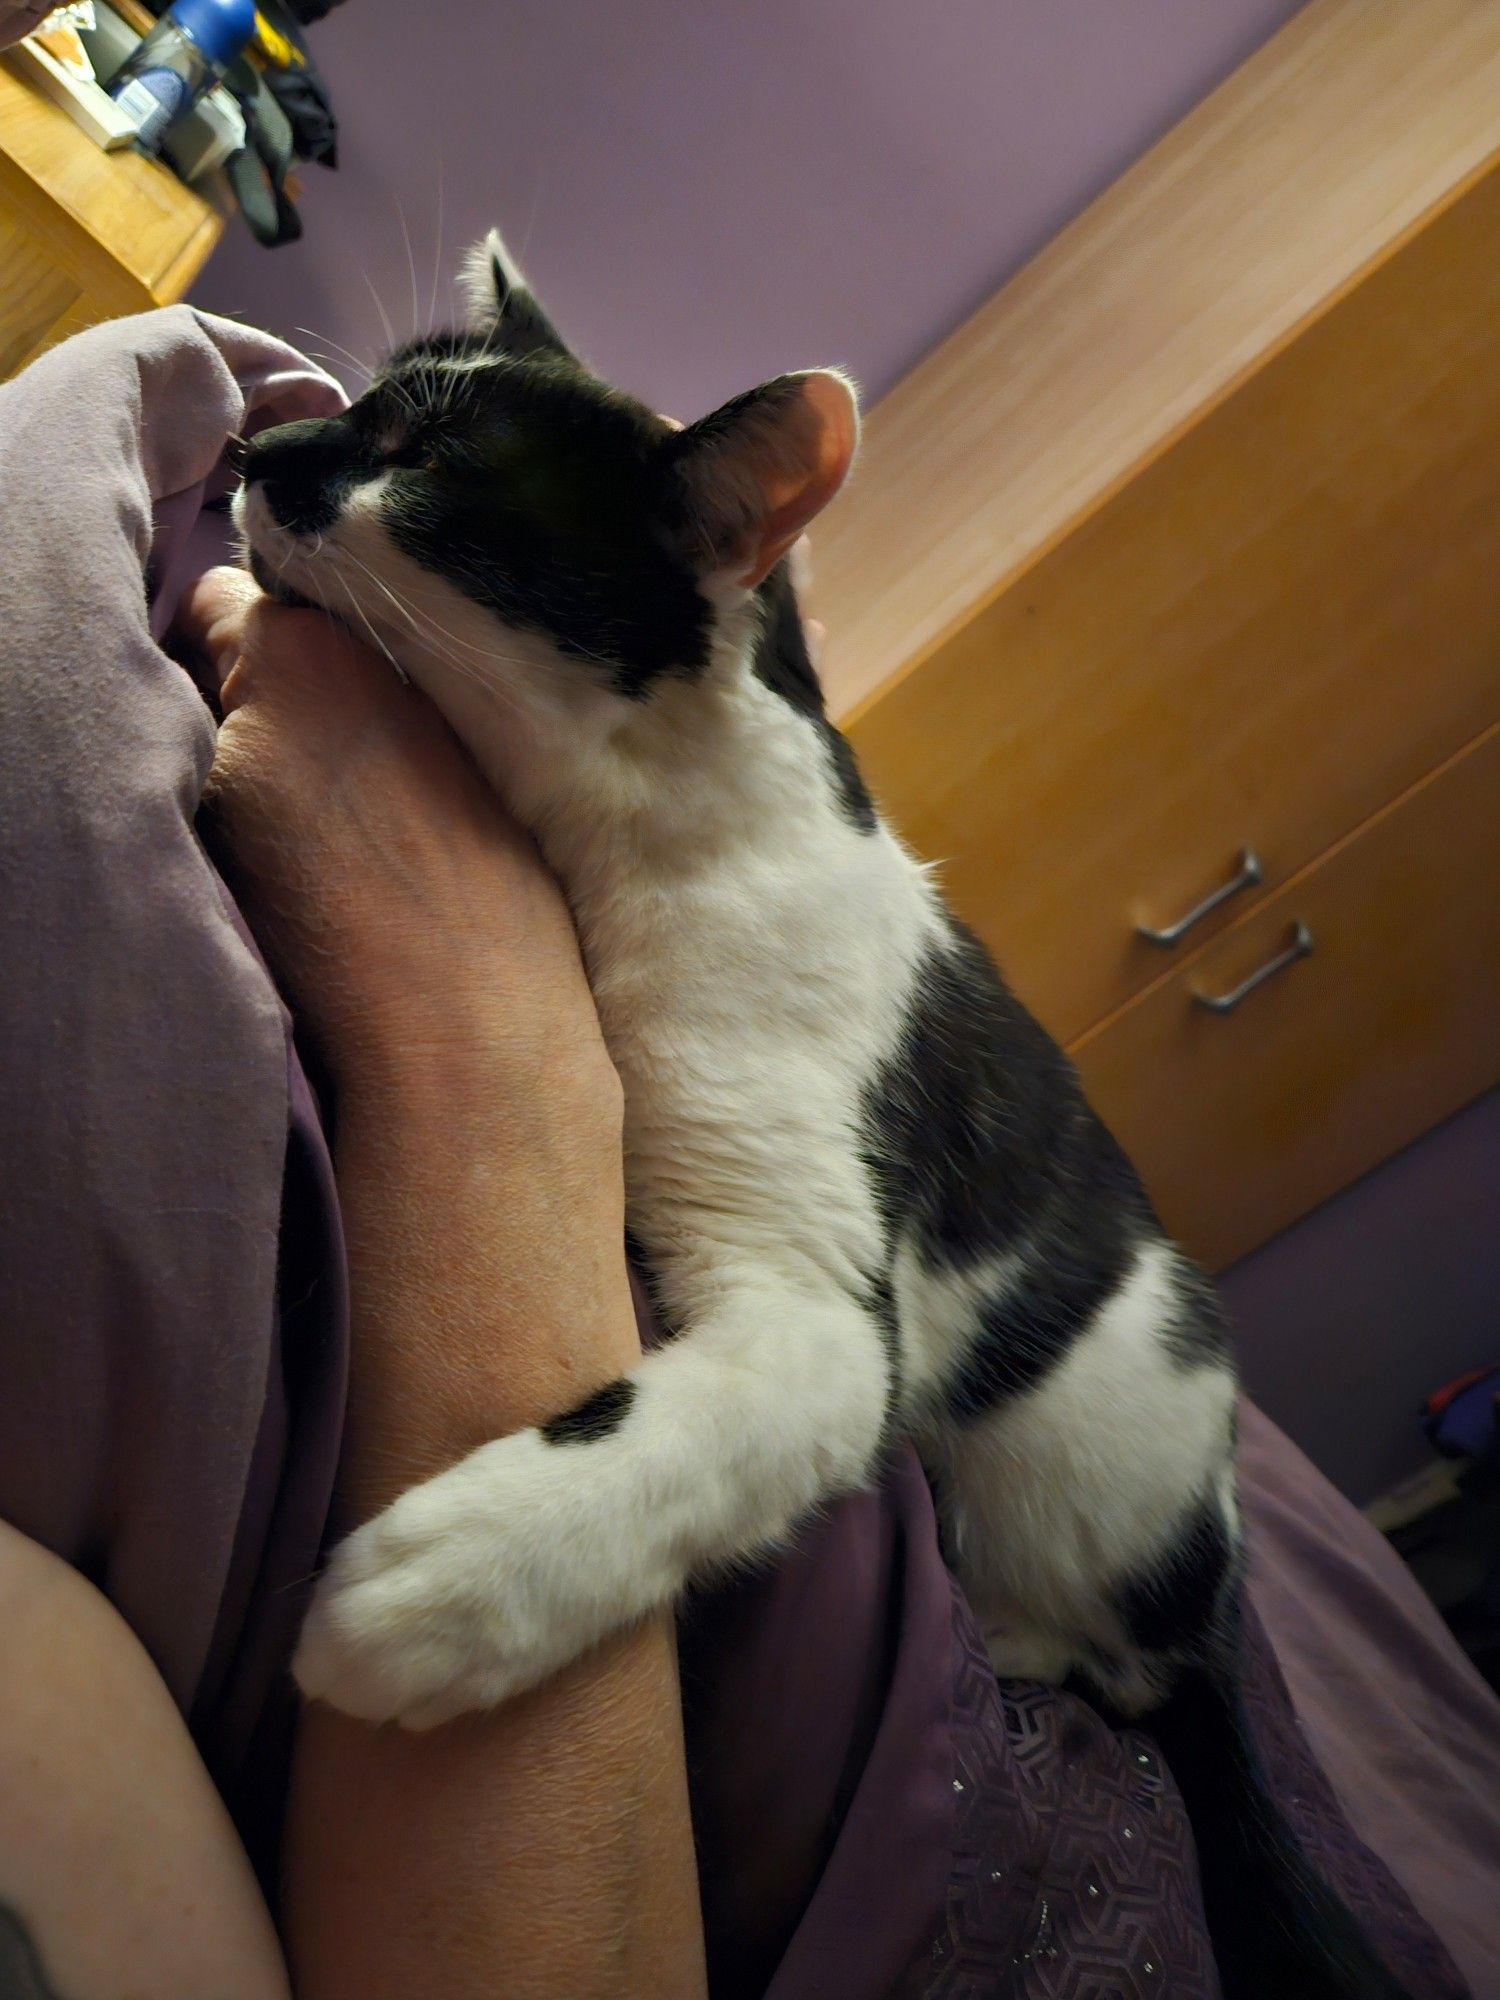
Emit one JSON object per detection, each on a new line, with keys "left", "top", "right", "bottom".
{"left": 282, "top": 1064, "right": 701, "bottom": 2000}
{"left": 178, "top": 568, "right": 706, "bottom": 2000}
{"left": 0, "top": 1517, "right": 291, "bottom": 2000}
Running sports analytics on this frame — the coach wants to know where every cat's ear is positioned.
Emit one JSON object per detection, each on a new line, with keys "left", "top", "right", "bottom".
{"left": 667, "top": 370, "right": 859, "bottom": 590}
{"left": 459, "top": 228, "right": 571, "bottom": 361}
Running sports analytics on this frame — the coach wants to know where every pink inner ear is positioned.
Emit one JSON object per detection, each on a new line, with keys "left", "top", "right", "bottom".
{"left": 735, "top": 373, "right": 859, "bottom": 589}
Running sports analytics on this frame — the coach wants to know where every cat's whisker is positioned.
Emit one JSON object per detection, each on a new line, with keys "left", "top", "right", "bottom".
{"left": 293, "top": 324, "right": 374, "bottom": 387}
{"left": 427, "top": 164, "right": 447, "bottom": 334}
{"left": 359, "top": 268, "right": 398, "bottom": 356}
{"left": 320, "top": 550, "right": 410, "bottom": 684}
{"left": 299, "top": 347, "right": 370, "bottom": 392}
{"left": 322, "top": 545, "right": 527, "bottom": 700}
{"left": 334, "top": 548, "right": 560, "bottom": 682}
{"left": 397, "top": 198, "right": 422, "bottom": 342}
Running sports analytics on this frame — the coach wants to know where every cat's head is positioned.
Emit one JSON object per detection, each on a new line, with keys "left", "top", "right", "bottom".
{"left": 234, "top": 230, "right": 858, "bottom": 740}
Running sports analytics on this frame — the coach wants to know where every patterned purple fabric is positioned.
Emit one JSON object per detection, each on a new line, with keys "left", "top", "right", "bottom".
{"left": 919, "top": 1586, "right": 1221, "bottom": 1999}
{"left": 684, "top": 1445, "right": 1477, "bottom": 2000}
{"left": 2, "top": 311, "right": 1496, "bottom": 1997}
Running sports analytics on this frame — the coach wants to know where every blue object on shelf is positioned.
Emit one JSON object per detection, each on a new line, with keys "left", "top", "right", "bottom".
{"left": 107, "top": 0, "right": 255, "bottom": 153}
{"left": 170, "top": 0, "right": 257, "bottom": 66}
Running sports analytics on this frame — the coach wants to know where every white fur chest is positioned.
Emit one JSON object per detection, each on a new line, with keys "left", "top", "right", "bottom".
{"left": 549, "top": 707, "right": 945, "bottom": 1311}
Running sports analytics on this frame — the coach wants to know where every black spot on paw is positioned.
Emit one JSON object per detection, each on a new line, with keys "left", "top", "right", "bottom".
{"left": 540, "top": 1377, "right": 636, "bottom": 1445}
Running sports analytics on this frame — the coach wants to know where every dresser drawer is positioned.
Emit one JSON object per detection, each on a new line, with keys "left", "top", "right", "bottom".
{"left": 1068, "top": 724, "right": 1500, "bottom": 1271}
{"left": 846, "top": 161, "right": 1500, "bottom": 1047}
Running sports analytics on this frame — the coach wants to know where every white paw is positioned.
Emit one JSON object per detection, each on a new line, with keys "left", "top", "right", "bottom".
{"left": 292, "top": 1433, "right": 625, "bottom": 1729}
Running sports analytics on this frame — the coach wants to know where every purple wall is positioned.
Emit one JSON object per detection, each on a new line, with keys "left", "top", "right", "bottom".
{"left": 1224, "top": 1091, "right": 1500, "bottom": 1506}
{"left": 194, "top": 0, "right": 1309, "bottom": 414}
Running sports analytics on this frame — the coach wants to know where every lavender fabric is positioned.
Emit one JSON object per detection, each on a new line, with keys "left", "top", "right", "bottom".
{"left": 2, "top": 310, "right": 1496, "bottom": 1995}
{"left": 1240, "top": 1403, "right": 1500, "bottom": 1999}
{"left": 0, "top": 307, "right": 348, "bottom": 1852}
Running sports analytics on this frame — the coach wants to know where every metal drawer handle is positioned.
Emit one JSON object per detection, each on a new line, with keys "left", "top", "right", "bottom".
{"left": 1136, "top": 847, "right": 1263, "bottom": 946}
{"left": 1193, "top": 921, "right": 1314, "bottom": 1014}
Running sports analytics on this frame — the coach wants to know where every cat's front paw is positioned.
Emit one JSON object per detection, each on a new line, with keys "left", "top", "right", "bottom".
{"left": 292, "top": 1435, "right": 582, "bottom": 1729}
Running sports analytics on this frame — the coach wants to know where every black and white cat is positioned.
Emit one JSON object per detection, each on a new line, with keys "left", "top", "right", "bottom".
{"left": 236, "top": 235, "right": 1405, "bottom": 1998}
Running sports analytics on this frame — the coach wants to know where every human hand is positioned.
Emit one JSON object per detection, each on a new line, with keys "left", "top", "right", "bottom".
{"left": 174, "top": 567, "right": 619, "bottom": 1128}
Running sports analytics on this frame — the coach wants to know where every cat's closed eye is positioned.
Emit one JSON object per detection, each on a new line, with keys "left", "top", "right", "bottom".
{"left": 384, "top": 438, "right": 439, "bottom": 472}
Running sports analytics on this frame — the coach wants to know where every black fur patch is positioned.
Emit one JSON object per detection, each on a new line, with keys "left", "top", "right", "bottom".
{"left": 1118, "top": 1502, "right": 1233, "bottom": 1656}
{"left": 752, "top": 565, "right": 876, "bottom": 833}
{"left": 540, "top": 1377, "right": 636, "bottom": 1445}
{"left": 246, "top": 413, "right": 362, "bottom": 537}
{"left": 863, "top": 924, "right": 1152, "bottom": 1264}
{"left": 1162, "top": 1257, "right": 1234, "bottom": 1370}
{"left": 861, "top": 921, "right": 1162, "bottom": 1419}
{"left": 245, "top": 343, "right": 714, "bottom": 699}
{"left": 383, "top": 352, "right": 712, "bottom": 697}
{"left": 945, "top": 1253, "right": 1129, "bottom": 1417}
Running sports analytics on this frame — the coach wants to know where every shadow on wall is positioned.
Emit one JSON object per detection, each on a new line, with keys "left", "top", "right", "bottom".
{"left": 1224, "top": 1088, "right": 1500, "bottom": 1507}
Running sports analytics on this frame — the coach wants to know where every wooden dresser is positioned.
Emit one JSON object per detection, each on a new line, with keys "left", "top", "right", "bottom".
{"left": 0, "top": 44, "right": 221, "bottom": 379}
{"left": 813, "top": 0, "right": 1500, "bottom": 1271}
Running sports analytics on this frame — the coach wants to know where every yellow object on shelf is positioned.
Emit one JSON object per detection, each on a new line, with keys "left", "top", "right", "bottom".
{"left": 251, "top": 6, "right": 302, "bottom": 68}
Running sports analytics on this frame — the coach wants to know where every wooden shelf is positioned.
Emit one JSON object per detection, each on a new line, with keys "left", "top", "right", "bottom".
{"left": 0, "top": 50, "right": 223, "bottom": 377}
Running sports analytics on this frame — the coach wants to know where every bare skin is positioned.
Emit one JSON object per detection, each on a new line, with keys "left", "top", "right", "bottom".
{"left": 183, "top": 565, "right": 708, "bottom": 2000}
{"left": 0, "top": 1518, "right": 292, "bottom": 2000}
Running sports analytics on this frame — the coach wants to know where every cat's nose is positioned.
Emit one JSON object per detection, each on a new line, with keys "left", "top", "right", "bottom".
{"left": 260, "top": 476, "right": 341, "bottom": 538}
{"left": 224, "top": 433, "right": 251, "bottom": 477}
{"left": 242, "top": 416, "right": 354, "bottom": 538}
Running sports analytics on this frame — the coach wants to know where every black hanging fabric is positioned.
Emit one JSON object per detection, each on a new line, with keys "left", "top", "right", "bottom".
{"left": 137, "top": 0, "right": 345, "bottom": 243}
{"left": 220, "top": 57, "right": 303, "bottom": 247}
{"left": 251, "top": 0, "right": 340, "bottom": 168}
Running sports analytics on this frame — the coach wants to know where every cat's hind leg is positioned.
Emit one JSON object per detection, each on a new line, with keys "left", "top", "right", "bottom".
{"left": 294, "top": 1277, "right": 891, "bottom": 1727}
{"left": 920, "top": 1239, "right": 1240, "bottom": 1704}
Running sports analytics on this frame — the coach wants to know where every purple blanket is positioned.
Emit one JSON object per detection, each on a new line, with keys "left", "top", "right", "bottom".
{"left": 2, "top": 309, "right": 1497, "bottom": 1998}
